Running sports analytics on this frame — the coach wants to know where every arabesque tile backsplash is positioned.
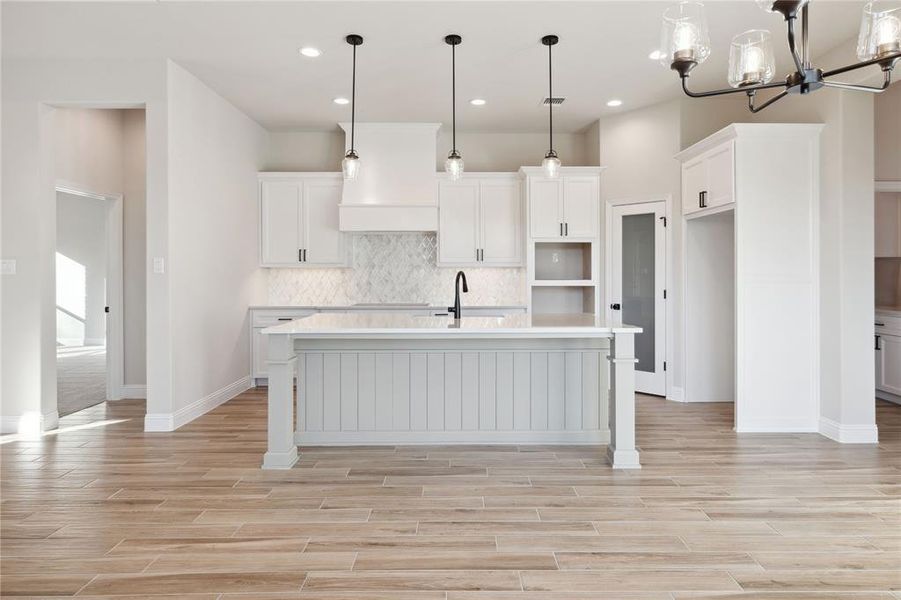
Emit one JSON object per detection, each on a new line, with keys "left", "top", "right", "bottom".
{"left": 268, "top": 233, "right": 526, "bottom": 306}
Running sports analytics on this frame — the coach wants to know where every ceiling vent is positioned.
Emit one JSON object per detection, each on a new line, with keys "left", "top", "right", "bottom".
{"left": 541, "top": 96, "right": 566, "bottom": 106}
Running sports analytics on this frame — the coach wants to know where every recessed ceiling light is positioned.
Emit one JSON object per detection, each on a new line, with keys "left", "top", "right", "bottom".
{"left": 606, "top": 99, "right": 623, "bottom": 107}
{"left": 470, "top": 98, "right": 486, "bottom": 106}
{"left": 333, "top": 97, "right": 350, "bottom": 105}
{"left": 299, "top": 47, "right": 322, "bottom": 58}
{"left": 649, "top": 50, "right": 666, "bottom": 60}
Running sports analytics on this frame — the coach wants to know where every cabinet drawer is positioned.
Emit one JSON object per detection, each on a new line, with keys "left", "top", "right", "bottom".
{"left": 876, "top": 313, "right": 901, "bottom": 336}
{"left": 252, "top": 310, "right": 316, "bottom": 328}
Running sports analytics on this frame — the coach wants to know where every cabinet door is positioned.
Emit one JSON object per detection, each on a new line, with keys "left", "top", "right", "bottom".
{"left": 562, "top": 176, "right": 598, "bottom": 238}
{"left": 705, "top": 142, "right": 735, "bottom": 209}
{"left": 682, "top": 157, "right": 707, "bottom": 216}
{"left": 875, "top": 192, "right": 901, "bottom": 258}
{"left": 260, "top": 180, "right": 302, "bottom": 265}
{"left": 878, "top": 334, "right": 901, "bottom": 396}
{"left": 252, "top": 328, "right": 268, "bottom": 378}
{"left": 438, "top": 180, "right": 480, "bottom": 265}
{"left": 303, "top": 179, "right": 345, "bottom": 266}
{"left": 529, "top": 178, "right": 563, "bottom": 239}
{"left": 479, "top": 179, "right": 523, "bottom": 265}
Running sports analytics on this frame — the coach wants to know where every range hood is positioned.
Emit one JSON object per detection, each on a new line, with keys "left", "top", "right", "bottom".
{"left": 338, "top": 122, "right": 440, "bottom": 232}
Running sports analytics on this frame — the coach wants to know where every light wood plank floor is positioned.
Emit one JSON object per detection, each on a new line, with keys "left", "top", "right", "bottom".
{"left": 2, "top": 390, "right": 900, "bottom": 599}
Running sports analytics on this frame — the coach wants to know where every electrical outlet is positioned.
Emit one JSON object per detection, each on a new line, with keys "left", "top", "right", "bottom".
{"left": 152, "top": 257, "right": 165, "bottom": 274}
{"left": 1, "top": 259, "right": 16, "bottom": 275}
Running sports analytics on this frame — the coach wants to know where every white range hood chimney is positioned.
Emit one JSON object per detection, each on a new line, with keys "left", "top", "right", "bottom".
{"left": 338, "top": 122, "right": 440, "bottom": 232}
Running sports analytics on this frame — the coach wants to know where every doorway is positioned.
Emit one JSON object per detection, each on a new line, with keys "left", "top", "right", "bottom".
{"left": 55, "top": 186, "right": 124, "bottom": 417}
{"left": 607, "top": 200, "right": 667, "bottom": 396}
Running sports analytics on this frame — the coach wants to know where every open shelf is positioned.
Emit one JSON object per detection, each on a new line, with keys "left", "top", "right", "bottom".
{"left": 531, "top": 285, "right": 596, "bottom": 315}
{"left": 534, "top": 242, "right": 592, "bottom": 281}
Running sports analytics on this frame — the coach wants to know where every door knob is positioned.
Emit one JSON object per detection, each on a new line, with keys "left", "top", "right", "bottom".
{"left": 610, "top": 303, "right": 621, "bottom": 310}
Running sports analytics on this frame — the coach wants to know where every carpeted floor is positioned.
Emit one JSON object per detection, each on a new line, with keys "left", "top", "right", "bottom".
{"left": 56, "top": 344, "right": 107, "bottom": 417}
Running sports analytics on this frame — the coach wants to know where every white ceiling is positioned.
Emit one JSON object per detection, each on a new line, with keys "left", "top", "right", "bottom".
{"left": 2, "top": 1, "right": 866, "bottom": 132}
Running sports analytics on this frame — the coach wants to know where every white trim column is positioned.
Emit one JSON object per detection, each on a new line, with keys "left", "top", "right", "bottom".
{"left": 607, "top": 330, "right": 641, "bottom": 469}
{"left": 262, "top": 333, "right": 298, "bottom": 469}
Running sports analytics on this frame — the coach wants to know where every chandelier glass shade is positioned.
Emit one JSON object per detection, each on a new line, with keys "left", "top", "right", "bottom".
{"left": 728, "top": 29, "right": 776, "bottom": 87}
{"left": 659, "top": 1, "right": 710, "bottom": 68}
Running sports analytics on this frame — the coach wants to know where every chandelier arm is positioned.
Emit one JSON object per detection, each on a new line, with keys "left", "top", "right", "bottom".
{"left": 823, "top": 53, "right": 900, "bottom": 78}
{"left": 822, "top": 71, "right": 892, "bottom": 93}
{"left": 785, "top": 17, "right": 806, "bottom": 75}
{"left": 747, "top": 89, "right": 789, "bottom": 114}
{"left": 681, "top": 76, "right": 785, "bottom": 99}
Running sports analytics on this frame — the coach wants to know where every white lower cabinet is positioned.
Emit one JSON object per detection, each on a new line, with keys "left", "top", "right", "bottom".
{"left": 876, "top": 313, "right": 901, "bottom": 401}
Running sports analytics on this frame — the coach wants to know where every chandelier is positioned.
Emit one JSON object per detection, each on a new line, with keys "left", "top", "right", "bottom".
{"left": 661, "top": 0, "right": 901, "bottom": 112}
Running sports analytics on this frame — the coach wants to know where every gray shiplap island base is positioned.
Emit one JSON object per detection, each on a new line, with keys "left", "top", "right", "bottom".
{"left": 261, "top": 313, "right": 642, "bottom": 469}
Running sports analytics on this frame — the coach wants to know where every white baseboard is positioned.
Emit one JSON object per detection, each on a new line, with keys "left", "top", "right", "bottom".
{"left": 295, "top": 429, "right": 611, "bottom": 446}
{"left": 667, "top": 386, "right": 684, "bottom": 402}
{"left": 0, "top": 411, "right": 59, "bottom": 435}
{"left": 119, "top": 384, "right": 147, "bottom": 399}
{"left": 735, "top": 417, "right": 818, "bottom": 433}
{"left": 819, "top": 416, "right": 879, "bottom": 444}
{"left": 144, "top": 376, "right": 251, "bottom": 433}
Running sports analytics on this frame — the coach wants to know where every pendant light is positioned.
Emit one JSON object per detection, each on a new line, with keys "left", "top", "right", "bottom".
{"left": 444, "top": 34, "right": 464, "bottom": 181}
{"left": 342, "top": 34, "right": 363, "bottom": 181}
{"left": 541, "top": 35, "right": 561, "bottom": 179}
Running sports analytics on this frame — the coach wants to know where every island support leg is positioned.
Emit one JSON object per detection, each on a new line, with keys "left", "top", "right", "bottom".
{"left": 607, "top": 331, "right": 641, "bottom": 469}
{"left": 262, "top": 334, "right": 298, "bottom": 469}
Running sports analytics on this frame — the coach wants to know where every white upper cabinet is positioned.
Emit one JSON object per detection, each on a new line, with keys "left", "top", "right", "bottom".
{"left": 438, "top": 180, "right": 480, "bottom": 264}
{"left": 525, "top": 170, "right": 601, "bottom": 239}
{"left": 681, "top": 140, "right": 735, "bottom": 216}
{"left": 303, "top": 179, "right": 345, "bottom": 265}
{"left": 260, "top": 180, "right": 302, "bottom": 265}
{"left": 259, "top": 174, "right": 347, "bottom": 268}
{"left": 438, "top": 175, "right": 523, "bottom": 267}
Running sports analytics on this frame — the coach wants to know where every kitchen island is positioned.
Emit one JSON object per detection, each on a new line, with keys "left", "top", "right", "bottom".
{"left": 261, "top": 312, "right": 642, "bottom": 469}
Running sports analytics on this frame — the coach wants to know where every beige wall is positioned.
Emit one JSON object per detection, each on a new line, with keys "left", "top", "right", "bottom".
{"left": 262, "top": 129, "right": 598, "bottom": 172}
{"left": 875, "top": 82, "right": 901, "bottom": 182}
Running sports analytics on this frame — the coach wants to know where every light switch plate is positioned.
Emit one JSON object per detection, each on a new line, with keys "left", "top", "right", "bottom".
{"left": 152, "top": 257, "right": 165, "bottom": 274}
{"left": 1, "top": 259, "right": 16, "bottom": 275}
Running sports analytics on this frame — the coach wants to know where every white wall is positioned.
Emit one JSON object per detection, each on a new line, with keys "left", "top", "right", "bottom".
{"left": 262, "top": 129, "right": 596, "bottom": 172}
{"left": 56, "top": 191, "right": 108, "bottom": 346}
{"left": 158, "top": 62, "right": 267, "bottom": 427}
{"left": 1, "top": 57, "right": 169, "bottom": 434}
{"left": 52, "top": 107, "right": 147, "bottom": 385}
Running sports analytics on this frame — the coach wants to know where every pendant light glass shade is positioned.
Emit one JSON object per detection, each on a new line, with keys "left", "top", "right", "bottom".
{"left": 342, "top": 150, "right": 360, "bottom": 181}
{"left": 728, "top": 30, "right": 775, "bottom": 87}
{"left": 858, "top": 1, "right": 901, "bottom": 61}
{"left": 542, "top": 151, "right": 561, "bottom": 179}
{"left": 659, "top": 1, "right": 710, "bottom": 67}
{"left": 445, "top": 151, "right": 464, "bottom": 181}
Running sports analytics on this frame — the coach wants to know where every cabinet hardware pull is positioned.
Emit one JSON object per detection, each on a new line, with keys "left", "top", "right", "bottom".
{"left": 560, "top": 222, "right": 563, "bottom": 236}
{"left": 875, "top": 322, "right": 885, "bottom": 327}
{"left": 303, "top": 249, "right": 307, "bottom": 262}
{"left": 876, "top": 334, "right": 882, "bottom": 351}
{"left": 298, "top": 249, "right": 303, "bottom": 262}
{"left": 565, "top": 223, "right": 568, "bottom": 236}
{"left": 699, "top": 190, "right": 708, "bottom": 208}
{"left": 479, "top": 249, "right": 483, "bottom": 261}
{"left": 278, "top": 317, "right": 292, "bottom": 321}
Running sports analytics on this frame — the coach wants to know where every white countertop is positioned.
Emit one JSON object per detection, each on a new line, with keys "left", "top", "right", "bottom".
{"left": 262, "top": 312, "right": 641, "bottom": 338}
{"left": 251, "top": 305, "right": 527, "bottom": 311}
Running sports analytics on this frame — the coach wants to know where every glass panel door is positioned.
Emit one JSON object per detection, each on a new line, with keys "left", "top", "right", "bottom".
{"left": 621, "top": 213, "right": 656, "bottom": 373}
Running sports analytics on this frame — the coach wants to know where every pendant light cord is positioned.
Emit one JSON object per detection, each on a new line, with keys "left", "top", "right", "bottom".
{"left": 351, "top": 42, "right": 357, "bottom": 152}
{"left": 452, "top": 41, "right": 457, "bottom": 154}
{"left": 548, "top": 41, "right": 553, "bottom": 153}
